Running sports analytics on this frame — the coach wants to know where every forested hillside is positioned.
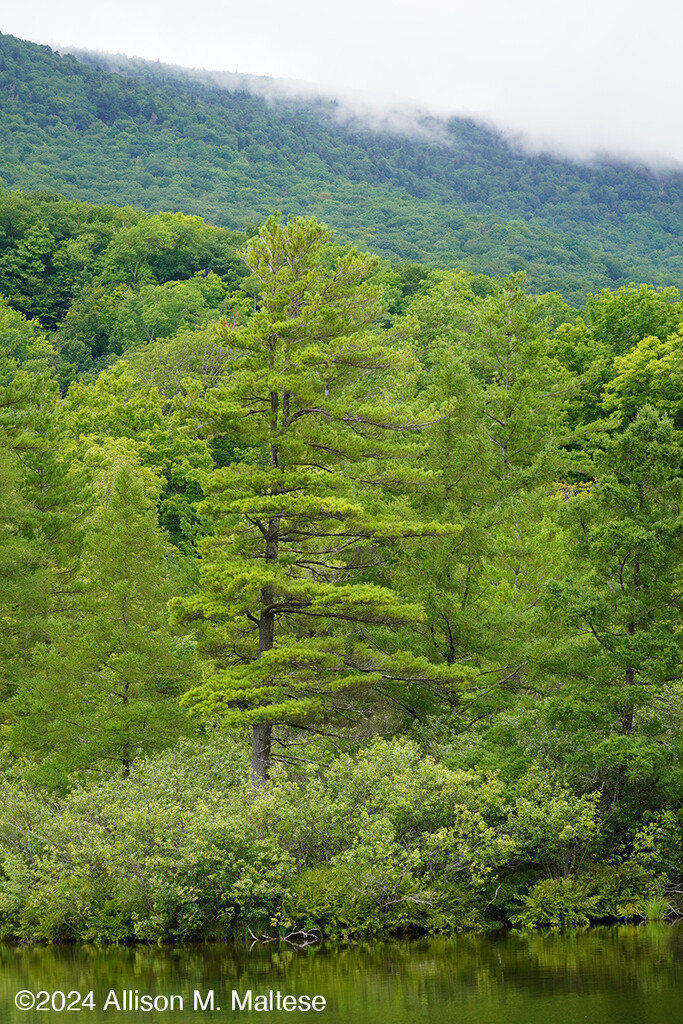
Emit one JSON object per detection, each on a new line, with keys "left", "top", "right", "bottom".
{"left": 3, "top": 33, "right": 683, "bottom": 302}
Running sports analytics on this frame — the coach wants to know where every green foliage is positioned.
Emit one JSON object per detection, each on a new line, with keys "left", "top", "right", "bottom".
{"left": 587, "top": 284, "right": 683, "bottom": 356}
{"left": 512, "top": 864, "right": 663, "bottom": 930}
{"left": 0, "top": 737, "right": 293, "bottom": 941}
{"left": 512, "top": 877, "right": 600, "bottom": 929}
{"left": 0, "top": 296, "right": 54, "bottom": 382}
{"left": 603, "top": 328, "right": 683, "bottom": 424}
{"left": 63, "top": 363, "right": 213, "bottom": 552}
{"left": 543, "top": 407, "right": 683, "bottom": 811}
{"left": 108, "top": 272, "right": 228, "bottom": 351}
{"left": 0, "top": 738, "right": 508, "bottom": 939}
{"left": 1, "top": 69, "right": 683, "bottom": 937}
{"left": 631, "top": 811, "right": 683, "bottom": 880}
{"left": 507, "top": 767, "right": 600, "bottom": 880}
{"left": 0, "top": 448, "right": 48, "bottom": 700}
{"left": 0, "top": 729, "right": 676, "bottom": 941}
{"left": 0, "top": 185, "right": 248, "bottom": 383}
{"left": 0, "top": 369, "right": 85, "bottom": 638}
{"left": 386, "top": 272, "right": 573, "bottom": 733}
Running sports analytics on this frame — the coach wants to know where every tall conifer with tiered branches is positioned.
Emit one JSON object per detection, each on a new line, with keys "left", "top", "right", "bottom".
{"left": 177, "top": 215, "right": 464, "bottom": 783}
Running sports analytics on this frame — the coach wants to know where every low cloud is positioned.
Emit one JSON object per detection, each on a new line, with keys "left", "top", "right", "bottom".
{"left": 60, "top": 40, "right": 683, "bottom": 172}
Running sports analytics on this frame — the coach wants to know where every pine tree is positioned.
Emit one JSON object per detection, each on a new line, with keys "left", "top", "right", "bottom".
{"left": 176, "top": 215, "right": 463, "bottom": 783}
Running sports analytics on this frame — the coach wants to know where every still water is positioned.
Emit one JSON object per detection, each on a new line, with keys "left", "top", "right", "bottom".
{"left": 2, "top": 926, "right": 683, "bottom": 1023}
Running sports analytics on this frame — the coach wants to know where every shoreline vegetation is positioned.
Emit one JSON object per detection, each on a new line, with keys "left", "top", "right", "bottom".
{"left": 0, "top": 736, "right": 680, "bottom": 943}
{"left": 2, "top": 39, "right": 683, "bottom": 944}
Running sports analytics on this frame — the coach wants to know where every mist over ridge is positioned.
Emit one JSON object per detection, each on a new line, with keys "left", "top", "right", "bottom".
{"left": 62, "top": 45, "right": 683, "bottom": 172}
{"left": 64, "top": 46, "right": 469, "bottom": 148}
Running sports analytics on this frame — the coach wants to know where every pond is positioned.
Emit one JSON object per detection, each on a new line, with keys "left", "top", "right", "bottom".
{"left": 2, "top": 926, "right": 682, "bottom": 1023}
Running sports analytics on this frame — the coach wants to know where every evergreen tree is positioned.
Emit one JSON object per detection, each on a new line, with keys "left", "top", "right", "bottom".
{"left": 11, "top": 446, "right": 194, "bottom": 785}
{"left": 392, "top": 272, "right": 573, "bottom": 723}
{"left": 0, "top": 446, "right": 48, "bottom": 701}
{"left": 176, "top": 215, "right": 462, "bottom": 783}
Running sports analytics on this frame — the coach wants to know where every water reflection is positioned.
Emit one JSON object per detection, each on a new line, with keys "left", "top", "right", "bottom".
{"left": 1, "top": 926, "right": 682, "bottom": 1023}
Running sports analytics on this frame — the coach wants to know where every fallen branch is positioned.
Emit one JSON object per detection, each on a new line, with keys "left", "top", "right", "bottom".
{"left": 247, "top": 926, "right": 322, "bottom": 950}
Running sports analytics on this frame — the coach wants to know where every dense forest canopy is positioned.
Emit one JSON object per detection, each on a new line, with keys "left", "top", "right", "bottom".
{"left": 2, "top": 31, "right": 683, "bottom": 942}
{"left": 3, "top": 33, "right": 683, "bottom": 303}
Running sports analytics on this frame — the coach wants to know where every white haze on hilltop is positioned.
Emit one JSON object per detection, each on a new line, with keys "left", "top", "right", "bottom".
{"left": 67, "top": 48, "right": 458, "bottom": 146}
{"left": 67, "top": 48, "right": 683, "bottom": 172}
{"left": 4, "top": 0, "right": 683, "bottom": 167}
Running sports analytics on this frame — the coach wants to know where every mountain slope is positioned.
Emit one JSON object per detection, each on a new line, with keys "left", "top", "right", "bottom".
{"left": 2, "top": 33, "right": 683, "bottom": 302}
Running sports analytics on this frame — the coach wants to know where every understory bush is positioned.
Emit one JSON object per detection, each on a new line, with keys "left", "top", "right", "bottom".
{"left": 0, "top": 736, "right": 674, "bottom": 941}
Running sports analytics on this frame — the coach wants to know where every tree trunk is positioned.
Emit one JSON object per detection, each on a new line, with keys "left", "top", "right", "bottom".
{"left": 252, "top": 586, "right": 274, "bottom": 787}
{"left": 251, "top": 516, "right": 279, "bottom": 788}
{"left": 621, "top": 557, "right": 639, "bottom": 735}
{"left": 251, "top": 723, "right": 271, "bottom": 786}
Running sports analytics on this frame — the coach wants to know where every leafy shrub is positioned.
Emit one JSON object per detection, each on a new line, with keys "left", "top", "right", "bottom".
{"left": 507, "top": 766, "right": 600, "bottom": 879}
{"left": 512, "top": 862, "right": 664, "bottom": 930}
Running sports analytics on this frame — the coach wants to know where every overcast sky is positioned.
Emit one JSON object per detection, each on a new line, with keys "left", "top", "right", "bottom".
{"left": 5, "top": 0, "right": 683, "bottom": 165}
